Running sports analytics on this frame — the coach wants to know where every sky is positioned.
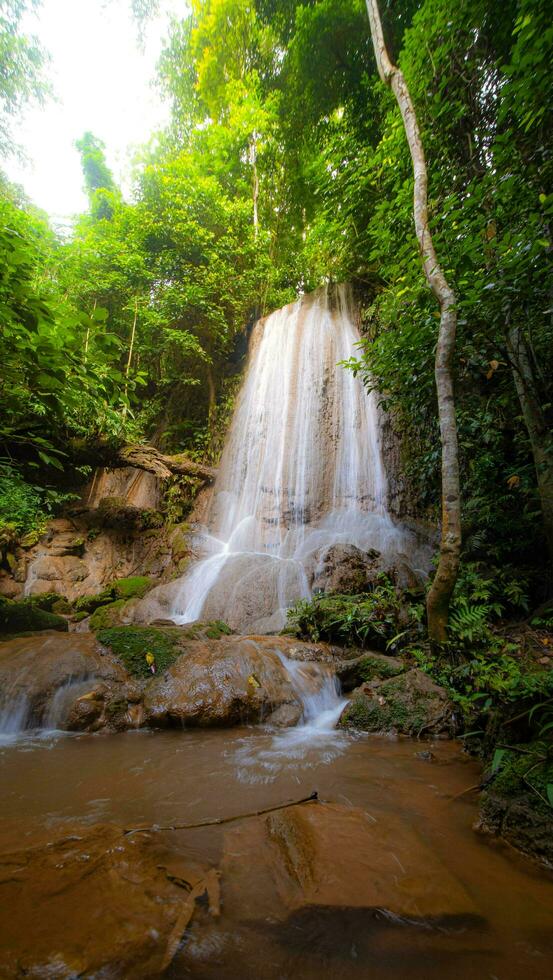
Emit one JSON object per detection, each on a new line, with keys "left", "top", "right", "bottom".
{"left": 4, "top": 0, "right": 183, "bottom": 225}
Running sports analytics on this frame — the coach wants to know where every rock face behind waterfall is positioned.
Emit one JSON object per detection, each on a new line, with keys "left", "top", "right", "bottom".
{"left": 130, "top": 286, "right": 433, "bottom": 634}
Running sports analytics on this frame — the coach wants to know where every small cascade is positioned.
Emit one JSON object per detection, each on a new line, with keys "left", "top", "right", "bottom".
{"left": 274, "top": 651, "right": 347, "bottom": 733}
{"left": 43, "top": 678, "right": 95, "bottom": 731}
{"left": 0, "top": 697, "right": 30, "bottom": 745}
{"left": 135, "top": 284, "right": 428, "bottom": 635}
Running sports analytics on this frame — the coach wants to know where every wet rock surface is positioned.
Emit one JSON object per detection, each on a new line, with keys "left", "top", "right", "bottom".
{"left": 143, "top": 635, "right": 305, "bottom": 728}
{"left": 311, "top": 543, "right": 382, "bottom": 594}
{"left": 0, "top": 632, "right": 130, "bottom": 729}
{"left": 264, "top": 802, "right": 478, "bottom": 919}
{"left": 0, "top": 823, "right": 216, "bottom": 979}
{"left": 339, "top": 667, "right": 457, "bottom": 737}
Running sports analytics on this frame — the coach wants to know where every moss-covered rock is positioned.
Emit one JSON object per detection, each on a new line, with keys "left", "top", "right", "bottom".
{"left": 0, "top": 597, "right": 68, "bottom": 634}
{"left": 89, "top": 600, "right": 129, "bottom": 631}
{"left": 110, "top": 576, "right": 153, "bottom": 600}
{"left": 52, "top": 598, "right": 72, "bottom": 614}
{"left": 336, "top": 651, "right": 406, "bottom": 691}
{"left": 96, "top": 626, "right": 184, "bottom": 677}
{"left": 339, "top": 668, "right": 456, "bottom": 737}
{"left": 97, "top": 621, "right": 233, "bottom": 678}
{"left": 475, "top": 741, "right": 553, "bottom": 868}
{"left": 24, "top": 593, "right": 66, "bottom": 612}
{"left": 75, "top": 576, "right": 154, "bottom": 615}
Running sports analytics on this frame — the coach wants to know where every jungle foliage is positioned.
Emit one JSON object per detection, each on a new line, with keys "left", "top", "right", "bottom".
{"left": 0, "top": 0, "right": 552, "bottom": 612}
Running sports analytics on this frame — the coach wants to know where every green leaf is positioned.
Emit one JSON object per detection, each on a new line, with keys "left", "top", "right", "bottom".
{"left": 492, "top": 749, "right": 506, "bottom": 773}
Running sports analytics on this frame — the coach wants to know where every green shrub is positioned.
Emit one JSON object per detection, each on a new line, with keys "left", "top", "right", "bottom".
{"left": 286, "top": 578, "right": 420, "bottom": 650}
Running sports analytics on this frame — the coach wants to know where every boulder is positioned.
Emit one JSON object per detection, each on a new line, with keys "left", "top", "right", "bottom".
{"left": 0, "top": 823, "right": 216, "bottom": 978}
{"left": 339, "top": 668, "right": 456, "bottom": 737}
{"left": 0, "top": 597, "right": 68, "bottom": 634}
{"left": 311, "top": 543, "right": 381, "bottom": 594}
{"left": 143, "top": 635, "right": 303, "bottom": 728}
{"left": 0, "top": 632, "right": 129, "bottom": 728}
{"left": 335, "top": 650, "right": 405, "bottom": 690}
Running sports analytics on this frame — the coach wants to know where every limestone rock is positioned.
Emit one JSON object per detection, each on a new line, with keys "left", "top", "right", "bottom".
{"left": 311, "top": 543, "right": 381, "bottom": 594}
{"left": 221, "top": 801, "right": 479, "bottom": 923}
{"left": 339, "top": 668, "right": 456, "bottom": 737}
{"left": 0, "top": 632, "right": 129, "bottom": 727}
{"left": 143, "top": 635, "right": 302, "bottom": 727}
{"left": 0, "top": 823, "right": 210, "bottom": 978}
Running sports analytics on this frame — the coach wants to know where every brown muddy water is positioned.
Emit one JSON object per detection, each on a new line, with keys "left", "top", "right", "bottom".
{"left": 1, "top": 726, "right": 553, "bottom": 979}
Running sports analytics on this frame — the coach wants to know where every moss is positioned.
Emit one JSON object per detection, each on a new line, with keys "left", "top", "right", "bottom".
{"left": 97, "top": 621, "right": 234, "bottom": 677}
{"left": 357, "top": 653, "right": 405, "bottom": 682}
{"left": 24, "top": 592, "right": 65, "bottom": 612}
{"left": 110, "top": 576, "right": 153, "bottom": 600}
{"left": 70, "top": 611, "right": 89, "bottom": 623}
{"left": 97, "top": 625, "right": 183, "bottom": 677}
{"left": 0, "top": 597, "right": 68, "bottom": 634}
{"left": 52, "top": 598, "right": 72, "bottom": 614}
{"left": 203, "top": 620, "right": 233, "bottom": 639}
{"left": 89, "top": 599, "right": 128, "bottom": 631}
{"left": 75, "top": 576, "right": 153, "bottom": 615}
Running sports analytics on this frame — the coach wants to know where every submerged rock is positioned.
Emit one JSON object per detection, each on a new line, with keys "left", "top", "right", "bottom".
{"left": 339, "top": 668, "right": 456, "bottom": 737}
{"left": 220, "top": 801, "right": 479, "bottom": 923}
{"left": 0, "top": 823, "right": 214, "bottom": 978}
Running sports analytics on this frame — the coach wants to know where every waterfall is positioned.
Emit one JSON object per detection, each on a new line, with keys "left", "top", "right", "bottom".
{"left": 139, "top": 285, "right": 425, "bottom": 633}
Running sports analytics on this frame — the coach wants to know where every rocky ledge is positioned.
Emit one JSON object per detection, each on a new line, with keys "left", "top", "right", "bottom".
{"left": 0, "top": 628, "right": 348, "bottom": 733}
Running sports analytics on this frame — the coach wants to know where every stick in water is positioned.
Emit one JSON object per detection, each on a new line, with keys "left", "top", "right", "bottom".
{"left": 124, "top": 790, "right": 319, "bottom": 837}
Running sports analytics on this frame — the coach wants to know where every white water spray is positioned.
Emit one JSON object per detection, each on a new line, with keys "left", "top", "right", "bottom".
{"left": 151, "top": 284, "right": 418, "bottom": 634}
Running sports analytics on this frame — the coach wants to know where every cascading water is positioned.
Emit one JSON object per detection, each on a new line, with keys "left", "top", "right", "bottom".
{"left": 144, "top": 283, "right": 424, "bottom": 635}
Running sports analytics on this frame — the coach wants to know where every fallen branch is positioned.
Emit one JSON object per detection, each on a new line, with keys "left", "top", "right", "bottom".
{"left": 124, "top": 790, "right": 319, "bottom": 837}
{"left": 115, "top": 444, "right": 217, "bottom": 483}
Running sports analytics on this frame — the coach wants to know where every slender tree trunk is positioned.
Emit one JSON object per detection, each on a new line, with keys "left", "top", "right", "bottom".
{"left": 365, "top": 0, "right": 461, "bottom": 643}
{"left": 123, "top": 297, "right": 138, "bottom": 418}
{"left": 506, "top": 322, "right": 553, "bottom": 569}
{"left": 250, "top": 133, "right": 259, "bottom": 237}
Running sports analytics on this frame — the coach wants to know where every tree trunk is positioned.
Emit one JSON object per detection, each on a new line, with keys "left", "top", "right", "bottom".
{"left": 506, "top": 323, "right": 553, "bottom": 569}
{"left": 123, "top": 297, "right": 138, "bottom": 415}
{"left": 94, "top": 443, "right": 218, "bottom": 484}
{"left": 365, "top": 0, "right": 461, "bottom": 644}
{"left": 249, "top": 133, "right": 259, "bottom": 237}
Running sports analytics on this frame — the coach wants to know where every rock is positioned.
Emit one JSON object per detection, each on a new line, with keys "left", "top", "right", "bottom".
{"left": 339, "top": 668, "right": 456, "bottom": 737}
{"left": 335, "top": 651, "right": 405, "bottom": 690}
{"left": 474, "top": 741, "right": 553, "bottom": 869}
{"left": 0, "top": 597, "right": 68, "bottom": 634}
{"left": 0, "top": 823, "right": 213, "bottom": 978}
{"left": 311, "top": 543, "right": 382, "bottom": 594}
{"left": 221, "top": 801, "right": 479, "bottom": 923}
{"left": 89, "top": 598, "right": 131, "bottom": 630}
{"left": 96, "top": 622, "right": 233, "bottom": 678}
{"left": 265, "top": 702, "right": 303, "bottom": 727}
{"left": 476, "top": 791, "right": 553, "bottom": 870}
{"left": 143, "top": 635, "right": 303, "bottom": 728}
{"left": 0, "top": 632, "right": 130, "bottom": 727}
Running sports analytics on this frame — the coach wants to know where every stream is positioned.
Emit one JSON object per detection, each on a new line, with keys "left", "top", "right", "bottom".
{"left": 2, "top": 722, "right": 553, "bottom": 978}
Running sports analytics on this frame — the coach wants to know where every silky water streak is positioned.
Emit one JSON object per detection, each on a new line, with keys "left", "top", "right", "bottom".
{"left": 140, "top": 286, "right": 424, "bottom": 632}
